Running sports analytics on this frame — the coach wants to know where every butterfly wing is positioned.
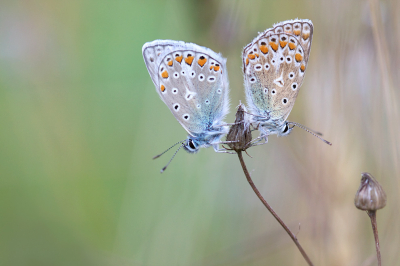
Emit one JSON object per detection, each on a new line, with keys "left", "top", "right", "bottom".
{"left": 243, "top": 19, "right": 313, "bottom": 127}
{"left": 142, "top": 40, "right": 229, "bottom": 137}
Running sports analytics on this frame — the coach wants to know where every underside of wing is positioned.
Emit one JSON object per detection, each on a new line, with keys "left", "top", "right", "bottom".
{"left": 243, "top": 19, "right": 313, "bottom": 125}
{"left": 143, "top": 41, "right": 229, "bottom": 136}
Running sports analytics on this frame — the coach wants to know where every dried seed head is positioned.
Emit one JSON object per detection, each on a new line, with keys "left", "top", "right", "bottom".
{"left": 354, "top": 172, "right": 387, "bottom": 211}
{"left": 226, "top": 104, "right": 252, "bottom": 152}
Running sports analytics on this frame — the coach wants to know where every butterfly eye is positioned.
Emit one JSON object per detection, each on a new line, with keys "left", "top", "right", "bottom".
{"left": 188, "top": 139, "right": 196, "bottom": 150}
{"left": 282, "top": 123, "right": 289, "bottom": 133}
{"left": 291, "top": 82, "right": 298, "bottom": 91}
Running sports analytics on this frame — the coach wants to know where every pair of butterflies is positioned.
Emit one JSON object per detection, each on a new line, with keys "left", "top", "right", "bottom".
{"left": 143, "top": 19, "right": 327, "bottom": 170}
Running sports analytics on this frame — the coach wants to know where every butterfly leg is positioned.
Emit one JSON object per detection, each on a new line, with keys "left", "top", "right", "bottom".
{"left": 247, "top": 125, "right": 269, "bottom": 146}
{"left": 216, "top": 140, "right": 239, "bottom": 144}
{"left": 213, "top": 144, "right": 235, "bottom": 154}
{"left": 214, "top": 121, "right": 244, "bottom": 127}
{"left": 245, "top": 134, "right": 268, "bottom": 147}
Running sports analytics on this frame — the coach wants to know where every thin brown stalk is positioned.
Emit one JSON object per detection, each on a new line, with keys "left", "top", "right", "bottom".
{"left": 237, "top": 151, "right": 314, "bottom": 266}
{"left": 367, "top": 211, "right": 382, "bottom": 266}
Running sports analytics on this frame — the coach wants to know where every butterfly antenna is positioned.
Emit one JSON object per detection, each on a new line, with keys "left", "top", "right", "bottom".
{"left": 287, "top": 122, "right": 332, "bottom": 146}
{"left": 160, "top": 143, "right": 185, "bottom": 173}
{"left": 153, "top": 140, "right": 185, "bottom": 159}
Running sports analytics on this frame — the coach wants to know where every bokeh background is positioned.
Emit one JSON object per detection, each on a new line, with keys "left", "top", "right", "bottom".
{"left": 1, "top": 0, "right": 399, "bottom": 265}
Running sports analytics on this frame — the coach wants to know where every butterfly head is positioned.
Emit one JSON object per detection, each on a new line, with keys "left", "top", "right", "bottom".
{"left": 183, "top": 138, "right": 200, "bottom": 153}
{"left": 277, "top": 122, "right": 295, "bottom": 137}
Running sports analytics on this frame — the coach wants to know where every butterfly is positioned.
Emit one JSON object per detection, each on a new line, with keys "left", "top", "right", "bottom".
{"left": 142, "top": 40, "right": 230, "bottom": 171}
{"left": 242, "top": 19, "right": 329, "bottom": 144}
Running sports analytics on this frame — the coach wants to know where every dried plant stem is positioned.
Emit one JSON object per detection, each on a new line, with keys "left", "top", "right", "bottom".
{"left": 237, "top": 151, "right": 314, "bottom": 266}
{"left": 367, "top": 211, "right": 381, "bottom": 266}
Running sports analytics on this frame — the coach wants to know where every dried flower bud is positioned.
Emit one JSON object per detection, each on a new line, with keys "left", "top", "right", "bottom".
{"left": 226, "top": 104, "right": 252, "bottom": 152}
{"left": 354, "top": 172, "right": 387, "bottom": 211}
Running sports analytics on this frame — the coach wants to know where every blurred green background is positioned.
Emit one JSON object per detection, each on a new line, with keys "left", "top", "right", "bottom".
{"left": 1, "top": 0, "right": 399, "bottom": 265}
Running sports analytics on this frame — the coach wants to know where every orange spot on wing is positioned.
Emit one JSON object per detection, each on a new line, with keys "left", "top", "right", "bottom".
{"left": 255, "top": 53, "right": 259, "bottom": 58}
{"left": 185, "top": 55, "right": 194, "bottom": 65}
{"left": 246, "top": 58, "right": 249, "bottom": 65}
{"left": 175, "top": 55, "right": 183, "bottom": 63}
{"left": 259, "top": 45, "right": 268, "bottom": 54}
{"left": 198, "top": 57, "right": 207, "bottom": 67}
{"left": 288, "top": 43, "right": 296, "bottom": 50}
{"left": 302, "top": 33, "right": 310, "bottom": 40}
{"left": 160, "top": 85, "right": 165, "bottom": 92}
{"left": 279, "top": 41, "right": 288, "bottom": 48}
{"left": 294, "top": 30, "right": 301, "bottom": 36}
{"left": 214, "top": 65, "right": 220, "bottom": 71}
{"left": 167, "top": 61, "right": 173, "bottom": 66}
{"left": 295, "top": 53, "right": 303, "bottom": 62}
{"left": 161, "top": 70, "right": 169, "bottom": 78}
{"left": 300, "top": 64, "right": 306, "bottom": 72}
{"left": 269, "top": 42, "right": 278, "bottom": 51}
{"left": 248, "top": 54, "right": 256, "bottom": 59}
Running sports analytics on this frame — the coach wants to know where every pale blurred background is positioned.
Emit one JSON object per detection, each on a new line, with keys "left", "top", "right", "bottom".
{"left": 1, "top": 0, "right": 399, "bottom": 265}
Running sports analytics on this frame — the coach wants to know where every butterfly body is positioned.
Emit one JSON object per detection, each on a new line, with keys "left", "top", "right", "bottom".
{"left": 142, "top": 40, "right": 230, "bottom": 153}
{"left": 243, "top": 19, "right": 313, "bottom": 138}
